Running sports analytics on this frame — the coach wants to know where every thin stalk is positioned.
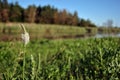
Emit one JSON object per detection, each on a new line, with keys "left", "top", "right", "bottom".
{"left": 38, "top": 53, "right": 41, "bottom": 71}
{"left": 23, "top": 48, "right": 26, "bottom": 80}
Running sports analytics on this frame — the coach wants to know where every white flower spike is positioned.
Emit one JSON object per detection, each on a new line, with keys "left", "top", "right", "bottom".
{"left": 19, "top": 24, "right": 30, "bottom": 45}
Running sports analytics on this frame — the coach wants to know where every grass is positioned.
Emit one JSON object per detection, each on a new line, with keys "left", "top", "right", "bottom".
{"left": 98, "top": 27, "right": 120, "bottom": 34}
{"left": 0, "top": 23, "right": 98, "bottom": 40}
{"left": 0, "top": 37, "right": 120, "bottom": 79}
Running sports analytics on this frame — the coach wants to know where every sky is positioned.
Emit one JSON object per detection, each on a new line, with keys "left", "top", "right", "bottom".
{"left": 8, "top": 0, "right": 120, "bottom": 27}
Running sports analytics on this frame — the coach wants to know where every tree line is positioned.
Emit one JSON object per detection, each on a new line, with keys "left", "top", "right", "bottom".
{"left": 0, "top": 0, "right": 96, "bottom": 27}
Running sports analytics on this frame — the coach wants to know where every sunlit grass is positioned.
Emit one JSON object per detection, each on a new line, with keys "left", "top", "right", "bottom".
{"left": 0, "top": 37, "right": 120, "bottom": 79}
{"left": 0, "top": 23, "right": 97, "bottom": 40}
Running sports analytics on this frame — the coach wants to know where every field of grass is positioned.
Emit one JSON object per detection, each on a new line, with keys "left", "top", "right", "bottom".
{"left": 0, "top": 38, "right": 120, "bottom": 80}
{"left": 98, "top": 27, "right": 120, "bottom": 34}
{"left": 0, "top": 23, "right": 98, "bottom": 41}
{"left": 0, "top": 23, "right": 88, "bottom": 40}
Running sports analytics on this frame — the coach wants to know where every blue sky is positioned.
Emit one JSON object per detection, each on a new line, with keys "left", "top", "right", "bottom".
{"left": 8, "top": 0, "right": 120, "bottom": 27}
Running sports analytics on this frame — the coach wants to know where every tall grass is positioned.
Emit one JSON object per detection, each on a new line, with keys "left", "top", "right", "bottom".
{"left": 0, "top": 38, "right": 120, "bottom": 79}
{"left": 0, "top": 23, "right": 98, "bottom": 40}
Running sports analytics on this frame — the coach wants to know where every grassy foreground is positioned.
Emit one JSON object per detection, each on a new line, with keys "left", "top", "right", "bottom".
{"left": 0, "top": 38, "right": 120, "bottom": 80}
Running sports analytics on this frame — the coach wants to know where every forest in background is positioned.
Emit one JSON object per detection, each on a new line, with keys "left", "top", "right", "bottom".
{"left": 0, "top": 0, "right": 96, "bottom": 27}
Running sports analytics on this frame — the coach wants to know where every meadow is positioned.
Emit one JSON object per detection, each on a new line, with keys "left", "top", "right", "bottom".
{"left": 0, "top": 23, "right": 97, "bottom": 41}
{"left": 1, "top": 23, "right": 120, "bottom": 41}
{"left": 0, "top": 37, "right": 120, "bottom": 80}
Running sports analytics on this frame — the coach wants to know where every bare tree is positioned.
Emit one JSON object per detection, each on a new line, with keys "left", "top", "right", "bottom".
{"left": 107, "top": 19, "right": 113, "bottom": 28}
